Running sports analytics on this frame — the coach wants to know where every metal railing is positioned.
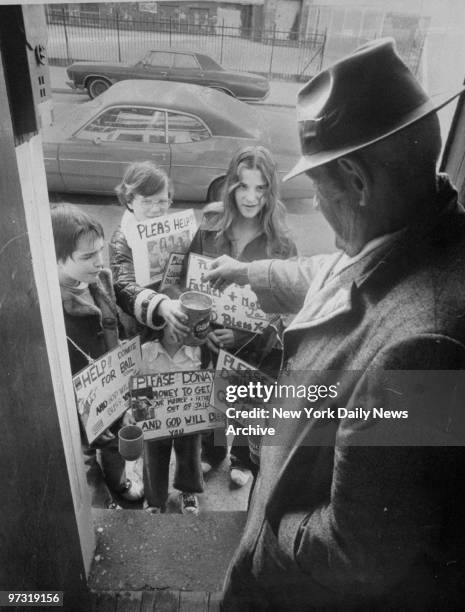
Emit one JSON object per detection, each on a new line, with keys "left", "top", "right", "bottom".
{"left": 46, "top": 8, "right": 327, "bottom": 81}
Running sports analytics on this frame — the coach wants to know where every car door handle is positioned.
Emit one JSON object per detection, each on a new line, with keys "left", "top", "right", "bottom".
{"left": 160, "top": 72, "right": 168, "bottom": 76}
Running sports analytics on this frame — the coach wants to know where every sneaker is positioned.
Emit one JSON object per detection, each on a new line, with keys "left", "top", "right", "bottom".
{"left": 143, "top": 500, "right": 162, "bottom": 514}
{"left": 230, "top": 467, "right": 251, "bottom": 487}
{"left": 180, "top": 492, "right": 199, "bottom": 515}
{"left": 201, "top": 460, "right": 212, "bottom": 475}
{"left": 120, "top": 477, "right": 144, "bottom": 501}
{"left": 105, "top": 500, "right": 122, "bottom": 510}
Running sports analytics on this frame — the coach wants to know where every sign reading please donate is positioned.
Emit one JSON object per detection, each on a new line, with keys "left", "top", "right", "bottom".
{"left": 185, "top": 253, "right": 269, "bottom": 333}
{"left": 130, "top": 371, "right": 225, "bottom": 441}
{"left": 73, "top": 337, "right": 141, "bottom": 445}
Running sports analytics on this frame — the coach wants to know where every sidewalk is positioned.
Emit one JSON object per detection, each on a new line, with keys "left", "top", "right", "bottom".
{"left": 49, "top": 65, "right": 302, "bottom": 108}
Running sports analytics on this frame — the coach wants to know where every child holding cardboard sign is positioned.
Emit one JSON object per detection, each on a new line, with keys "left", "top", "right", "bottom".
{"left": 185, "top": 145, "right": 297, "bottom": 486}
{"left": 110, "top": 162, "right": 190, "bottom": 343}
{"left": 51, "top": 204, "right": 144, "bottom": 509}
{"left": 139, "top": 287, "right": 208, "bottom": 515}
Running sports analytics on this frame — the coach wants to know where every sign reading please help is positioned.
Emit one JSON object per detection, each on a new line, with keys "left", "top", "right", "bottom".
{"left": 73, "top": 337, "right": 141, "bottom": 444}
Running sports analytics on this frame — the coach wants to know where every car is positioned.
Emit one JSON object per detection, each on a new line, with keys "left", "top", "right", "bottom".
{"left": 66, "top": 48, "right": 270, "bottom": 102}
{"left": 43, "top": 80, "right": 309, "bottom": 203}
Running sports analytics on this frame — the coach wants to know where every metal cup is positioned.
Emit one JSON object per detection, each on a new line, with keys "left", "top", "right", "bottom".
{"left": 118, "top": 425, "right": 144, "bottom": 461}
{"left": 180, "top": 290, "right": 213, "bottom": 346}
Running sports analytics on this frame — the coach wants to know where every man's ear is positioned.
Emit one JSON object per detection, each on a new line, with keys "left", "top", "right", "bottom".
{"left": 337, "top": 156, "right": 370, "bottom": 207}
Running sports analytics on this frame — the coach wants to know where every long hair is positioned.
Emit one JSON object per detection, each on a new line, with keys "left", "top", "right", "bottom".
{"left": 213, "top": 146, "right": 292, "bottom": 257}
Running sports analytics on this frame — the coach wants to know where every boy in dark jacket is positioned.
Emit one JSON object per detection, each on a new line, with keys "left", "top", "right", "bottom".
{"left": 51, "top": 204, "right": 143, "bottom": 508}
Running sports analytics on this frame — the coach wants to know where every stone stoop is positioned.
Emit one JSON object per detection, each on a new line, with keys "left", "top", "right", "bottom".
{"left": 90, "top": 589, "right": 221, "bottom": 611}
{"left": 88, "top": 509, "right": 246, "bottom": 610}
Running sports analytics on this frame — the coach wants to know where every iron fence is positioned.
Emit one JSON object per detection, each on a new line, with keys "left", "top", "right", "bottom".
{"left": 46, "top": 8, "right": 327, "bottom": 81}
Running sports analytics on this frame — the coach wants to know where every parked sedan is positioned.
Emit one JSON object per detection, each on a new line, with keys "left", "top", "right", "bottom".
{"left": 43, "top": 80, "right": 308, "bottom": 202}
{"left": 66, "top": 48, "right": 270, "bottom": 101}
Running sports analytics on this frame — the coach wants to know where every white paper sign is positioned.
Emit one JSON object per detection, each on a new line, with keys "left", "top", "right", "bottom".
{"left": 73, "top": 337, "right": 142, "bottom": 444}
{"left": 130, "top": 370, "right": 225, "bottom": 441}
{"left": 126, "top": 209, "right": 197, "bottom": 286}
{"left": 211, "top": 349, "right": 272, "bottom": 425}
{"left": 185, "top": 253, "right": 269, "bottom": 333}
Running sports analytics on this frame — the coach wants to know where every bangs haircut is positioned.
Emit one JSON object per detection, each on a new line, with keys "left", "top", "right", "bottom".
{"left": 115, "top": 161, "right": 171, "bottom": 210}
{"left": 51, "top": 203, "right": 104, "bottom": 262}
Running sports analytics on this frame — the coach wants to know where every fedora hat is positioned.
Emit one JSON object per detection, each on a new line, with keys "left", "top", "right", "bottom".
{"left": 284, "top": 38, "right": 465, "bottom": 181}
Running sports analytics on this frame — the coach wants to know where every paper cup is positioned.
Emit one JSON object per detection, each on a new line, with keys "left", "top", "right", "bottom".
{"left": 180, "top": 291, "right": 213, "bottom": 346}
{"left": 118, "top": 425, "right": 144, "bottom": 461}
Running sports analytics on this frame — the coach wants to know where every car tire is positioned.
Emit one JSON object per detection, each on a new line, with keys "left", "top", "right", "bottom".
{"left": 87, "top": 77, "right": 111, "bottom": 99}
{"left": 208, "top": 177, "right": 226, "bottom": 202}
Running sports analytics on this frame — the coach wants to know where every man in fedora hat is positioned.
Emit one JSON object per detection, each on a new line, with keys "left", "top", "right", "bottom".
{"left": 205, "top": 38, "right": 465, "bottom": 609}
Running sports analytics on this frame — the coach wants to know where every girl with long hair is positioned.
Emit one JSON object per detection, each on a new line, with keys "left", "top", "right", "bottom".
{"left": 186, "top": 145, "right": 297, "bottom": 486}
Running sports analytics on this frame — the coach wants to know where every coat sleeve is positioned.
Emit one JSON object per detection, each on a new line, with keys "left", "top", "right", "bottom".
{"left": 273, "top": 334, "right": 465, "bottom": 598}
{"left": 248, "top": 254, "right": 332, "bottom": 314}
{"left": 109, "top": 227, "right": 167, "bottom": 329}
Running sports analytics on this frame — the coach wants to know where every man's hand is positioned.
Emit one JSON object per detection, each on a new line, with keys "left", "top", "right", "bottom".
{"left": 206, "top": 328, "right": 236, "bottom": 353}
{"left": 204, "top": 255, "right": 250, "bottom": 291}
{"left": 158, "top": 298, "right": 190, "bottom": 339}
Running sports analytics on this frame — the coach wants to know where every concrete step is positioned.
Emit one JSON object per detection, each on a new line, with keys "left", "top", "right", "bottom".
{"left": 90, "top": 588, "right": 222, "bottom": 611}
{"left": 89, "top": 509, "right": 246, "bottom": 593}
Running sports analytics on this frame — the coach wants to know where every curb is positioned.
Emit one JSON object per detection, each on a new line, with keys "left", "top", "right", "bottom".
{"left": 51, "top": 87, "right": 295, "bottom": 109}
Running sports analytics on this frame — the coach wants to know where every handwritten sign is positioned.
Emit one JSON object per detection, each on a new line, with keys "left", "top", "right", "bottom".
{"left": 211, "top": 349, "right": 272, "bottom": 425}
{"left": 159, "top": 252, "right": 184, "bottom": 290}
{"left": 130, "top": 370, "right": 225, "bottom": 441}
{"left": 126, "top": 209, "right": 197, "bottom": 286}
{"left": 185, "top": 253, "right": 269, "bottom": 333}
{"left": 73, "top": 337, "right": 141, "bottom": 445}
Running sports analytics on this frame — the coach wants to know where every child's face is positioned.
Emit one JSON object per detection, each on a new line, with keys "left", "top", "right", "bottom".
{"left": 58, "top": 233, "right": 105, "bottom": 285}
{"left": 234, "top": 167, "right": 267, "bottom": 220}
{"left": 130, "top": 184, "right": 171, "bottom": 222}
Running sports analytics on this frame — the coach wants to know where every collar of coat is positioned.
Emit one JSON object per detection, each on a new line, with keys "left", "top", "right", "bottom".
{"left": 286, "top": 174, "right": 461, "bottom": 333}
{"left": 61, "top": 268, "right": 118, "bottom": 321}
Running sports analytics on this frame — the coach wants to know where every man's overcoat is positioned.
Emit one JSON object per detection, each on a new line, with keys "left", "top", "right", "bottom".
{"left": 222, "top": 177, "right": 465, "bottom": 610}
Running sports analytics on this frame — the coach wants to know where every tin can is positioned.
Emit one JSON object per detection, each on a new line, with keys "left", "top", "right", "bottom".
{"left": 180, "top": 291, "right": 213, "bottom": 346}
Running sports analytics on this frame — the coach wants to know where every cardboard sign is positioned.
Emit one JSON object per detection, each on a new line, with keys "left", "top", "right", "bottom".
{"left": 211, "top": 349, "right": 273, "bottom": 425}
{"left": 126, "top": 209, "right": 197, "bottom": 286}
{"left": 185, "top": 253, "right": 269, "bottom": 334}
{"left": 130, "top": 370, "right": 225, "bottom": 441}
{"left": 159, "top": 251, "right": 185, "bottom": 290}
{"left": 73, "top": 337, "right": 141, "bottom": 445}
